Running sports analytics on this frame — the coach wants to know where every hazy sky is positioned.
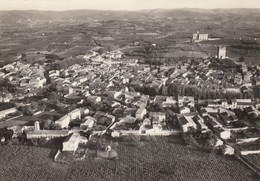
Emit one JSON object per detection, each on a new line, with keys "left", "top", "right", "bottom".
{"left": 0, "top": 0, "right": 260, "bottom": 11}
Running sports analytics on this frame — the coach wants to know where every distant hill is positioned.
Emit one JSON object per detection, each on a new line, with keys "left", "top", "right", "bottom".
{"left": 0, "top": 8, "right": 259, "bottom": 23}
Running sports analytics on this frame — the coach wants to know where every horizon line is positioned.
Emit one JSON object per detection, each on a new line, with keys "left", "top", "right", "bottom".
{"left": 0, "top": 7, "right": 260, "bottom": 12}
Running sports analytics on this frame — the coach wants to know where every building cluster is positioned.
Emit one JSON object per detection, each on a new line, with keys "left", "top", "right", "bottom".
{"left": 0, "top": 44, "right": 259, "bottom": 158}
{"left": 0, "top": 61, "right": 46, "bottom": 100}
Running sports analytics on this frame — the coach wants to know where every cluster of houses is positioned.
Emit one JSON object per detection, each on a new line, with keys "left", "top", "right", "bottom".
{"left": 0, "top": 47, "right": 259, "bottom": 157}
{"left": 0, "top": 61, "right": 47, "bottom": 100}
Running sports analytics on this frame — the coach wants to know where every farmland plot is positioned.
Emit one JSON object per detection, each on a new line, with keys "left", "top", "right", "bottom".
{"left": 0, "top": 136, "right": 258, "bottom": 181}
{"left": 0, "top": 145, "right": 68, "bottom": 181}
{"left": 113, "top": 136, "right": 258, "bottom": 181}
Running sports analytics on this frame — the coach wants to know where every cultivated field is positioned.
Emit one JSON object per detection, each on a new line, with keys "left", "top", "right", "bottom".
{"left": 0, "top": 145, "right": 68, "bottom": 181}
{"left": 0, "top": 136, "right": 258, "bottom": 181}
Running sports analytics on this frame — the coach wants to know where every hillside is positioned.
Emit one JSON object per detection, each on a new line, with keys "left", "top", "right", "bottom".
{"left": 0, "top": 8, "right": 260, "bottom": 66}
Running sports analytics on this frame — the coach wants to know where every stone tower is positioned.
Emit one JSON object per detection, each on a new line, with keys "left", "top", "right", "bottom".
{"left": 34, "top": 121, "right": 40, "bottom": 131}
{"left": 217, "top": 46, "right": 226, "bottom": 59}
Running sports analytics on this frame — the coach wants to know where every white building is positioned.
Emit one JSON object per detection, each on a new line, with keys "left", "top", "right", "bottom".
{"left": 178, "top": 96, "right": 195, "bottom": 108}
{"left": 193, "top": 32, "right": 209, "bottom": 42}
{"left": 86, "top": 96, "right": 102, "bottom": 103}
{"left": 136, "top": 108, "right": 147, "bottom": 120}
{"left": 220, "top": 130, "right": 231, "bottom": 140}
{"left": 180, "top": 107, "right": 190, "bottom": 114}
{"left": 55, "top": 115, "right": 71, "bottom": 129}
{"left": 162, "top": 97, "right": 177, "bottom": 107}
{"left": 150, "top": 112, "right": 166, "bottom": 124}
{"left": 55, "top": 109, "right": 82, "bottom": 129}
{"left": 29, "top": 77, "right": 46, "bottom": 88}
{"left": 193, "top": 115, "right": 208, "bottom": 133}
{"left": 223, "top": 145, "right": 235, "bottom": 155}
{"left": 26, "top": 130, "right": 69, "bottom": 139}
{"left": 231, "top": 99, "right": 252, "bottom": 109}
{"left": 80, "top": 116, "right": 96, "bottom": 129}
{"left": 69, "top": 109, "right": 81, "bottom": 120}
{"left": 63, "top": 132, "right": 80, "bottom": 152}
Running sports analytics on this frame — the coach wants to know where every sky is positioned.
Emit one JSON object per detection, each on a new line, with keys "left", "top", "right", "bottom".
{"left": 0, "top": 0, "right": 260, "bottom": 11}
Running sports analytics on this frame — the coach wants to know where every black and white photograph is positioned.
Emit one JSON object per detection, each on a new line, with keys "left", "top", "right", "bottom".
{"left": 0, "top": 0, "right": 260, "bottom": 180}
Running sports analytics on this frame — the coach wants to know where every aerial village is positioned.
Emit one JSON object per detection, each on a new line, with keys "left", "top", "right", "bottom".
{"left": 0, "top": 32, "right": 260, "bottom": 163}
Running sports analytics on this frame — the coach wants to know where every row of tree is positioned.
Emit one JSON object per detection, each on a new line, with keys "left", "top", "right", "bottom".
{"left": 50, "top": 57, "right": 86, "bottom": 70}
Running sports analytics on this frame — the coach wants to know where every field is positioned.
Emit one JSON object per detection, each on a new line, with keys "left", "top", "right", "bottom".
{"left": 0, "top": 136, "right": 258, "bottom": 181}
{"left": 0, "top": 9, "right": 260, "bottom": 66}
{"left": 0, "top": 116, "right": 33, "bottom": 129}
{"left": 244, "top": 154, "right": 260, "bottom": 168}
{"left": 0, "top": 145, "right": 68, "bottom": 181}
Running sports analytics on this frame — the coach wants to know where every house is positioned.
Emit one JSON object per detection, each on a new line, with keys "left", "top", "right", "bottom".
{"left": 112, "top": 51, "right": 123, "bottom": 59}
{"left": 255, "top": 77, "right": 260, "bottom": 85}
{"left": 80, "top": 116, "right": 96, "bottom": 129}
{"left": 162, "top": 85, "right": 168, "bottom": 95}
{"left": 150, "top": 80, "right": 163, "bottom": 93}
{"left": 94, "top": 111, "right": 106, "bottom": 119}
{"left": 146, "top": 124, "right": 163, "bottom": 134}
{"left": 105, "top": 114, "right": 116, "bottom": 123}
{"left": 84, "top": 51, "right": 98, "bottom": 60}
{"left": 136, "top": 108, "right": 147, "bottom": 120}
{"left": 215, "top": 139, "right": 224, "bottom": 147}
{"left": 7, "top": 126, "right": 23, "bottom": 138}
{"left": 215, "top": 127, "right": 231, "bottom": 139}
{"left": 86, "top": 96, "right": 102, "bottom": 103}
{"left": 200, "top": 107, "right": 219, "bottom": 117}
{"left": 49, "top": 70, "right": 60, "bottom": 77}
{"left": 243, "top": 73, "right": 252, "bottom": 84}
{"left": 234, "top": 74, "right": 243, "bottom": 85}
{"left": 225, "top": 85, "right": 241, "bottom": 94}
{"left": 192, "top": 115, "right": 208, "bottom": 133}
{"left": 223, "top": 145, "right": 235, "bottom": 155}
{"left": 69, "top": 109, "right": 81, "bottom": 120}
{"left": 119, "top": 116, "right": 136, "bottom": 124}
{"left": 219, "top": 111, "right": 238, "bottom": 125}
{"left": 55, "top": 109, "right": 81, "bottom": 129}
{"left": 178, "top": 96, "right": 195, "bottom": 108}
{"left": 29, "top": 77, "right": 46, "bottom": 88}
{"left": 134, "top": 95, "right": 149, "bottom": 108}
{"left": 231, "top": 99, "right": 253, "bottom": 109}
{"left": 26, "top": 130, "right": 69, "bottom": 139}
{"left": 106, "top": 91, "right": 122, "bottom": 100}
{"left": 22, "top": 126, "right": 35, "bottom": 133}
{"left": 139, "top": 118, "right": 152, "bottom": 134}
{"left": 162, "top": 97, "right": 177, "bottom": 107}
{"left": 0, "top": 96, "right": 11, "bottom": 103}
{"left": 154, "top": 96, "right": 167, "bottom": 106}
{"left": 122, "top": 78, "right": 129, "bottom": 84}
{"left": 63, "top": 132, "right": 80, "bottom": 152}
{"left": 193, "top": 32, "right": 208, "bottom": 42}
{"left": 178, "top": 115, "right": 197, "bottom": 132}
{"left": 149, "top": 112, "right": 166, "bottom": 125}
{"left": 207, "top": 99, "right": 222, "bottom": 108}
{"left": 180, "top": 107, "right": 190, "bottom": 114}
{"left": 122, "top": 107, "right": 135, "bottom": 116}
{"left": 111, "top": 131, "right": 121, "bottom": 138}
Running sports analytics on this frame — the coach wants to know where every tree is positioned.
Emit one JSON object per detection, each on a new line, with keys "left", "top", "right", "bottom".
{"left": 97, "top": 47, "right": 106, "bottom": 55}
{"left": 18, "top": 106, "right": 33, "bottom": 116}
{"left": 47, "top": 92, "right": 60, "bottom": 105}
{"left": 239, "top": 56, "right": 245, "bottom": 62}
